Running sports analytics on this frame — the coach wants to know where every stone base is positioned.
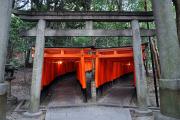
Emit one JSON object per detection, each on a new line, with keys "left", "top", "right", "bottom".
{"left": 155, "top": 112, "right": 180, "bottom": 120}
{"left": 134, "top": 109, "right": 153, "bottom": 116}
{"left": 136, "top": 116, "right": 154, "bottom": 120}
{"left": 23, "top": 111, "right": 43, "bottom": 118}
{"left": 0, "top": 82, "right": 8, "bottom": 120}
{"left": 0, "top": 83, "right": 8, "bottom": 95}
{"left": 91, "top": 81, "right": 96, "bottom": 102}
{"left": 134, "top": 109, "right": 154, "bottom": 120}
{"left": 159, "top": 79, "right": 180, "bottom": 118}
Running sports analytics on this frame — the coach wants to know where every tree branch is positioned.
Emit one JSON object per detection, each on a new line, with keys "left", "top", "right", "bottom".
{"left": 15, "top": 0, "right": 29, "bottom": 10}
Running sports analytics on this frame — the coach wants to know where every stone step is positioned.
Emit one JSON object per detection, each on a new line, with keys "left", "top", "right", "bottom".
{"left": 45, "top": 106, "right": 132, "bottom": 120}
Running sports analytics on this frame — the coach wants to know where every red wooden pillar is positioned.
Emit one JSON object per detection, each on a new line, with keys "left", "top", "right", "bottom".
{"left": 95, "top": 51, "right": 99, "bottom": 88}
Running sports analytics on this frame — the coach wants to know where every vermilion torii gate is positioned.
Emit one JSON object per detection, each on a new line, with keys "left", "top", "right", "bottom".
{"left": 0, "top": 0, "right": 180, "bottom": 120}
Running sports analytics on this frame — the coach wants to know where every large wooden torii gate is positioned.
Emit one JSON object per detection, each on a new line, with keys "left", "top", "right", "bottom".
{"left": 0, "top": 0, "right": 180, "bottom": 120}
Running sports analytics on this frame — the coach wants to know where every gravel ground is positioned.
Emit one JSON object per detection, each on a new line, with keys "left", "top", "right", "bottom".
{"left": 7, "top": 68, "right": 32, "bottom": 120}
{"left": 6, "top": 68, "right": 158, "bottom": 120}
{"left": 146, "top": 72, "right": 159, "bottom": 107}
{"left": 11, "top": 68, "right": 32, "bottom": 100}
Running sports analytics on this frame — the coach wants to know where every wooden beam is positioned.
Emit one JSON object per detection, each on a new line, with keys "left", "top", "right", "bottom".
{"left": 21, "top": 28, "right": 156, "bottom": 37}
{"left": 13, "top": 10, "right": 154, "bottom": 22}
{"left": 98, "top": 53, "right": 133, "bottom": 58}
{"left": 43, "top": 54, "right": 81, "bottom": 58}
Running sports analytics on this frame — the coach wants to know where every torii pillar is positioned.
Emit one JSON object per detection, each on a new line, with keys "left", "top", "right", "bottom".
{"left": 0, "top": 0, "right": 12, "bottom": 120}
{"left": 131, "top": 20, "right": 153, "bottom": 120}
{"left": 132, "top": 20, "right": 148, "bottom": 110}
{"left": 24, "top": 19, "right": 46, "bottom": 117}
{"left": 152, "top": 0, "right": 180, "bottom": 119}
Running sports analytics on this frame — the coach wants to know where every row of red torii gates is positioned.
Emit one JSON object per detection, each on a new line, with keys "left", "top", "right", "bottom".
{"left": 0, "top": 0, "right": 180, "bottom": 120}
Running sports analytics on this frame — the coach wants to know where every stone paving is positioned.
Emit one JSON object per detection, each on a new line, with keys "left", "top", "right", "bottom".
{"left": 46, "top": 106, "right": 132, "bottom": 120}
{"left": 97, "top": 86, "right": 136, "bottom": 106}
{"left": 97, "top": 75, "right": 136, "bottom": 106}
{"left": 47, "top": 75, "right": 84, "bottom": 107}
{"left": 45, "top": 74, "right": 135, "bottom": 120}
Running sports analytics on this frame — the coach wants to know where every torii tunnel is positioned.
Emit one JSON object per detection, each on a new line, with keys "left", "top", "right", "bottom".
{"left": 32, "top": 45, "right": 146, "bottom": 98}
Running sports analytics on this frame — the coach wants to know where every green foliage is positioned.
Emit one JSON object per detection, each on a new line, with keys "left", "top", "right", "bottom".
{"left": 94, "top": 22, "right": 130, "bottom": 29}
{"left": 10, "top": 0, "right": 157, "bottom": 69}
{"left": 73, "top": 37, "right": 91, "bottom": 47}
{"left": 8, "top": 15, "right": 35, "bottom": 66}
{"left": 13, "top": 0, "right": 155, "bottom": 49}
{"left": 10, "top": 15, "right": 27, "bottom": 52}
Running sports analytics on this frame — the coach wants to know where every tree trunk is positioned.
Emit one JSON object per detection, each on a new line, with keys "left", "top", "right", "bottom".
{"left": 117, "top": 0, "right": 123, "bottom": 11}
{"left": 150, "top": 39, "right": 161, "bottom": 79}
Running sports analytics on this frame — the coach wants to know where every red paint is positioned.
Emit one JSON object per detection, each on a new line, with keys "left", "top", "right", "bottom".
{"left": 32, "top": 46, "right": 146, "bottom": 90}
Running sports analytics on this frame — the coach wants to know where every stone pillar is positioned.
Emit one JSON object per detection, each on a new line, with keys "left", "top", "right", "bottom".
{"left": 86, "top": 21, "right": 97, "bottom": 101}
{"left": 152, "top": 0, "right": 180, "bottom": 119}
{"left": 85, "top": 21, "right": 93, "bottom": 30}
{"left": 24, "top": 19, "right": 46, "bottom": 117}
{"left": 132, "top": 20, "right": 148, "bottom": 110}
{"left": 132, "top": 20, "right": 153, "bottom": 119}
{"left": 0, "top": 0, "right": 12, "bottom": 120}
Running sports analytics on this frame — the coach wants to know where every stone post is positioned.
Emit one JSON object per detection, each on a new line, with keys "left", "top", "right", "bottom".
{"left": 152, "top": 0, "right": 180, "bottom": 119}
{"left": 132, "top": 20, "right": 153, "bottom": 119}
{"left": 24, "top": 19, "right": 46, "bottom": 117}
{"left": 0, "top": 0, "right": 12, "bottom": 120}
{"left": 132, "top": 20, "right": 148, "bottom": 110}
{"left": 86, "top": 21, "right": 97, "bottom": 101}
{"left": 85, "top": 21, "right": 93, "bottom": 30}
